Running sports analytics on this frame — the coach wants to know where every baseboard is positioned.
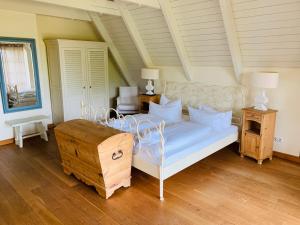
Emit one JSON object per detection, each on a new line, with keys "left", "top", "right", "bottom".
{"left": 273, "top": 151, "right": 300, "bottom": 164}
{"left": 0, "top": 138, "right": 14, "bottom": 146}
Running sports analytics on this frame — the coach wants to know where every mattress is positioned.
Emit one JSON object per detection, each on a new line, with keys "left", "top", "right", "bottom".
{"left": 134, "top": 121, "right": 238, "bottom": 166}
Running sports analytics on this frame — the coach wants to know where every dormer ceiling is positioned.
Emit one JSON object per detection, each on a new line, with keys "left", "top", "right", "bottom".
{"left": 126, "top": 3, "right": 181, "bottom": 67}
{"left": 2, "top": 0, "right": 300, "bottom": 84}
{"left": 232, "top": 0, "right": 300, "bottom": 68}
{"left": 100, "top": 14, "right": 145, "bottom": 83}
{"left": 171, "top": 0, "right": 233, "bottom": 67}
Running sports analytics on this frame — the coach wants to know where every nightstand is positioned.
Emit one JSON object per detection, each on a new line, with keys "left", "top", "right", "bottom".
{"left": 241, "top": 107, "right": 277, "bottom": 164}
{"left": 139, "top": 94, "right": 160, "bottom": 113}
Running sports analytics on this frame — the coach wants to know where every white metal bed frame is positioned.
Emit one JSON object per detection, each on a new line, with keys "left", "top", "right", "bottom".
{"left": 81, "top": 82, "right": 246, "bottom": 201}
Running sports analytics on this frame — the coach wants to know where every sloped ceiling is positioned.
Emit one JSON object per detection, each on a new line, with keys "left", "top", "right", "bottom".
{"left": 8, "top": 0, "right": 300, "bottom": 83}
{"left": 126, "top": 3, "right": 181, "bottom": 66}
{"left": 100, "top": 14, "right": 145, "bottom": 82}
{"left": 232, "top": 0, "right": 300, "bottom": 68}
{"left": 170, "top": 0, "right": 233, "bottom": 67}
{"left": 118, "top": 0, "right": 300, "bottom": 71}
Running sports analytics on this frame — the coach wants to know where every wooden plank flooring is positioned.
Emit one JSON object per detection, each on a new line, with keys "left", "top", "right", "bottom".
{"left": 0, "top": 131, "right": 299, "bottom": 225}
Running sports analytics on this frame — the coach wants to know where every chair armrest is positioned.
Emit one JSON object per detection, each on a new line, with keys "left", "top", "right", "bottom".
{"left": 117, "top": 97, "right": 121, "bottom": 106}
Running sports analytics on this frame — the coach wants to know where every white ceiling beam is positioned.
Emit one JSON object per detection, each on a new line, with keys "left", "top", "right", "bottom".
{"left": 33, "top": 0, "right": 121, "bottom": 16}
{"left": 219, "top": 0, "right": 243, "bottom": 82}
{"left": 89, "top": 12, "right": 135, "bottom": 86}
{"left": 117, "top": 0, "right": 153, "bottom": 67}
{"left": 0, "top": 0, "right": 91, "bottom": 21}
{"left": 158, "top": 0, "right": 193, "bottom": 81}
{"left": 120, "top": 0, "right": 160, "bottom": 9}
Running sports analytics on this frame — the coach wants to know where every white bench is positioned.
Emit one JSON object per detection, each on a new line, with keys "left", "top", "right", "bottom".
{"left": 5, "top": 115, "right": 49, "bottom": 148}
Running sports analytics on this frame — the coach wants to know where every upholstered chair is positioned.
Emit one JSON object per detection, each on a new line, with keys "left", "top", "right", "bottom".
{"left": 116, "top": 86, "right": 139, "bottom": 114}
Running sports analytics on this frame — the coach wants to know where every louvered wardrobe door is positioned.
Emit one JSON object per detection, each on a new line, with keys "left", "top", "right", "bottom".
{"left": 61, "top": 48, "right": 86, "bottom": 121}
{"left": 86, "top": 48, "right": 109, "bottom": 111}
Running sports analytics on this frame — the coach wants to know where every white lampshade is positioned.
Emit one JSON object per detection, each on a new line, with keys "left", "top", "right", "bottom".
{"left": 141, "top": 68, "right": 159, "bottom": 80}
{"left": 252, "top": 72, "right": 279, "bottom": 89}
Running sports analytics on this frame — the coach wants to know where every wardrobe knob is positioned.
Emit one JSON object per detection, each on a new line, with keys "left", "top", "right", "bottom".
{"left": 83, "top": 86, "right": 86, "bottom": 89}
{"left": 90, "top": 86, "right": 92, "bottom": 88}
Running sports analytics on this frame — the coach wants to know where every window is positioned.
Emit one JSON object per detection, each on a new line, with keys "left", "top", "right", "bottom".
{"left": 0, "top": 38, "right": 42, "bottom": 113}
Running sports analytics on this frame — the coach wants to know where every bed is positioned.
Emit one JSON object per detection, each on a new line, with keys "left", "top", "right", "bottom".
{"left": 82, "top": 81, "right": 247, "bottom": 200}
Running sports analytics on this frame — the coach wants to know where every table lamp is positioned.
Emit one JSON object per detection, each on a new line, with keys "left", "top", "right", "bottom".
{"left": 251, "top": 72, "right": 279, "bottom": 111}
{"left": 141, "top": 68, "right": 159, "bottom": 95}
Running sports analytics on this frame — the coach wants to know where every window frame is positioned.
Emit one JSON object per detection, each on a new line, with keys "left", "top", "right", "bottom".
{"left": 0, "top": 37, "right": 42, "bottom": 113}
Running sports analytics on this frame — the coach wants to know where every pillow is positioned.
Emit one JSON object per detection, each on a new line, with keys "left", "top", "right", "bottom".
{"left": 149, "top": 101, "right": 182, "bottom": 123}
{"left": 188, "top": 106, "right": 222, "bottom": 130}
{"left": 159, "top": 94, "right": 169, "bottom": 105}
{"left": 199, "top": 105, "right": 232, "bottom": 129}
{"left": 159, "top": 95, "right": 182, "bottom": 106}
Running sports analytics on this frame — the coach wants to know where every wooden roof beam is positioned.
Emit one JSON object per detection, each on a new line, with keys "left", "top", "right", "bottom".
{"left": 0, "top": 0, "right": 91, "bottom": 21}
{"left": 33, "top": 0, "right": 121, "bottom": 16}
{"left": 219, "top": 0, "right": 243, "bottom": 82}
{"left": 158, "top": 0, "right": 193, "bottom": 81}
{"left": 120, "top": 0, "right": 160, "bottom": 9}
{"left": 89, "top": 12, "right": 135, "bottom": 86}
{"left": 117, "top": 0, "right": 154, "bottom": 67}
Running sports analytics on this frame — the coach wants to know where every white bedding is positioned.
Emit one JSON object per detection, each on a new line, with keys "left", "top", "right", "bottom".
{"left": 134, "top": 121, "right": 238, "bottom": 166}
{"left": 108, "top": 113, "right": 170, "bottom": 133}
{"left": 108, "top": 113, "right": 237, "bottom": 167}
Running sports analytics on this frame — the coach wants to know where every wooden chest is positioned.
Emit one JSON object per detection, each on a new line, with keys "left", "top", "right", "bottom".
{"left": 54, "top": 119, "right": 134, "bottom": 199}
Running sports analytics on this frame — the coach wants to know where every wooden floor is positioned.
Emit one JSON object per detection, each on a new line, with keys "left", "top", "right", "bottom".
{"left": 0, "top": 131, "right": 299, "bottom": 225}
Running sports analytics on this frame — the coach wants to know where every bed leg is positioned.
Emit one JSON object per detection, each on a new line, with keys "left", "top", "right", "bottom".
{"left": 160, "top": 178, "right": 164, "bottom": 201}
{"left": 159, "top": 166, "right": 164, "bottom": 201}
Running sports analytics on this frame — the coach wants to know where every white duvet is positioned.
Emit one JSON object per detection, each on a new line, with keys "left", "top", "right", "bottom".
{"left": 107, "top": 113, "right": 238, "bottom": 166}
{"left": 135, "top": 121, "right": 212, "bottom": 162}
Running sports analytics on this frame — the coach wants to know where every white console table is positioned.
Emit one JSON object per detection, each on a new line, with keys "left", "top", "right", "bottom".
{"left": 5, "top": 115, "right": 49, "bottom": 148}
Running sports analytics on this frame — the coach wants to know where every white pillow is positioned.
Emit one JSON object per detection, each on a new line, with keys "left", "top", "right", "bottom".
{"left": 199, "top": 105, "right": 232, "bottom": 129}
{"left": 160, "top": 94, "right": 169, "bottom": 105}
{"left": 188, "top": 106, "right": 221, "bottom": 130}
{"left": 149, "top": 101, "right": 182, "bottom": 123}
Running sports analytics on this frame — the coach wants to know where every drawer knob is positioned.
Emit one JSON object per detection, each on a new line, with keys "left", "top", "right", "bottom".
{"left": 112, "top": 150, "right": 123, "bottom": 160}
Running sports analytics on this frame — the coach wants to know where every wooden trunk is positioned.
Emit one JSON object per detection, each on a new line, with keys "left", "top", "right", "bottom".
{"left": 54, "top": 119, "right": 134, "bottom": 199}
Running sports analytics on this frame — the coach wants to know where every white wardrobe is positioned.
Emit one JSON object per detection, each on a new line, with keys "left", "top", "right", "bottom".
{"left": 45, "top": 39, "right": 109, "bottom": 124}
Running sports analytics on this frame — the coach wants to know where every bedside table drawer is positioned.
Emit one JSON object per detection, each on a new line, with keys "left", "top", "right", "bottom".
{"left": 245, "top": 111, "right": 262, "bottom": 122}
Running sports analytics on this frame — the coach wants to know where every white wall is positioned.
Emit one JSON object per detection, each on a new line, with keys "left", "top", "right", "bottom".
{"left": 0, "top": 9, "right": 52, "bottom": 141}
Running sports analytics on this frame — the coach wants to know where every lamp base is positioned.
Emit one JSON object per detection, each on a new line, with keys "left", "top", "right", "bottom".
{"left": 254, "top": 89, "right": 268, "bottom": 111}
{"left": 254, "top": 104, "right": 268, "bottom": 111}
{"left": 145, "top": 80, "right": 154, "bottom": 95}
